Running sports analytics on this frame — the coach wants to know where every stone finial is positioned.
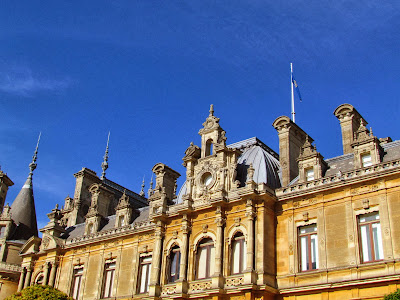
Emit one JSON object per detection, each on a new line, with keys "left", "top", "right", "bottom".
{"left": 139, "top": 176, "right": 145, "bottom": 197}
{"left": 101, "top": 132, "right": 110, "bottom": 180}
{"left": 209, "top": 104, "right": 214, "bottom": 116}
{"left": 28, "top": 132, "right": 41, "bottom": 181}
{"left": 148, "top": 174, "right": 154, "bottom": 197}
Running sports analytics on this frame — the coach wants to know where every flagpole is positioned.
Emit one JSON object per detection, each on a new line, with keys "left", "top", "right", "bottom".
{"left": 290, "top": 63, "right": 295, "bottom": 123}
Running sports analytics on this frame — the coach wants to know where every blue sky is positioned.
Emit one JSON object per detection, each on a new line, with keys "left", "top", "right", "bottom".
{"left": 1, "top": 1, "right": 399, "bottom": 229}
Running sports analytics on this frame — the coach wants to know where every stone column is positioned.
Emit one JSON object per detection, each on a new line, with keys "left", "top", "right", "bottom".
{"left": 179, "top": 215, "right": 190, "bottom": 281}
{"left": 244, "top": 199, "right": 256, "bottom": 284}
{"left": 17, "top": 268, "right": 27, "bottom": 291}
{"left": 42, "top": 262, "right": 50, "bottom": 285}
{"left": 213, "top": 207, "right": 225, "bottom": 288}
{"left": 24, "top": 268, "right": 32, "bottom": 288}
{"left": 48, "top": 262, "right": 58, "bottom": 287}
{"left": 245, "top": 200, "right": 256, "bottom": 271}
{"left": 149, "top": 222, "right": 164, "bottom": 297}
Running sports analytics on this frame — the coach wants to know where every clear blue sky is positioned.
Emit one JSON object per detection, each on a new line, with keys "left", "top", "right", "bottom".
{"left": 1, "top": 1, "right": 399, "bottom": 229}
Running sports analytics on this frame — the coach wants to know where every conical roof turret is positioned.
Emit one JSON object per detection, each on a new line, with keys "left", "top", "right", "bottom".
{"left": 10, "top": 134, "right": 40, "bottom": 239}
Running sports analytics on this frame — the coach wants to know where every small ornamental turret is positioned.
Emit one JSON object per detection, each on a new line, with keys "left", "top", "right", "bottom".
{"left": 40, "top": 204, "right": 65, "bottom": 237}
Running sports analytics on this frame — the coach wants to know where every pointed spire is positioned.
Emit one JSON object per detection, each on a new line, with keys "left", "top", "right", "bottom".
{"left": 139, "top": 176, "right": 145, "bottom": 197}
{"left": 101, "top": 132, "right": 110, "bottom": 180}
{"left": 209, "top": 104, "right": 214, "bottom": 116}
{"left": 10, "top": 134, "right": 41, "bottom": 238}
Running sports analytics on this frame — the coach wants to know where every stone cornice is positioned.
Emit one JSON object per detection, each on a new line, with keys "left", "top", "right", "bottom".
{"left": 65, "top": 220, "right": 154, "bottom": 247}
{"left": 276, "top": 158, "right": 400, "bottom": 200}
{"left": 0, "top": 262, "right": 22, "bottom": 273}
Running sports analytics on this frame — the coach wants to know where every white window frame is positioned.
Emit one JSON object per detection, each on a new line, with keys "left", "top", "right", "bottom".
{"left": 138, "top": 256, "right": 152, "bottom": 294}
{"left": 298, "top": 224, "right": 319, "bottom": 272}
{"left": 358, "top": 212, "right": 383, "bottom": 263}
{"left": 102, "top": 261, "right": 116, "bottom": 298}
{"left": 71, "top": 266, "right": 84, "bottom": 300}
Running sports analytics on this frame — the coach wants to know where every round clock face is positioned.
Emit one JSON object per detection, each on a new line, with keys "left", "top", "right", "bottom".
{"left": 203, "top": 172, "right": 213, "bottom": 186}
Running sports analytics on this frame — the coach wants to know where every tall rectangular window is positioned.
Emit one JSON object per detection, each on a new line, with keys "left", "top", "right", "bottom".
{"left": 231, "top": 233, "right": 246, "bottom": 274}
{"left": 299, "top": 224, "right": 318, "bottom": 271}
{"left": 102, "top": 261, "right": 116, "bottom": 298}
{"left": 196, "top": 238, "right": 215, "bottom": 279}
{"left": 138, "top": 256, "right": 152, "bottom": 294}
{"left": 361, "top": 153, "right": 372, "bottom": 167}
{"left": 168, "top": 246, "right": 181, "bottom": 283}
{"left": 359, "top": 212, "right": 383, "bottom": 262}
{"left": 71, "top": 266, "right": 84, "bottom": 300}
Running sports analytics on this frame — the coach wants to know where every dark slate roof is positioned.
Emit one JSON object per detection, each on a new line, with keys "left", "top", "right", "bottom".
{"left": 103, "top": 178, "right": 148, "bottom": 208}
{"left": 382, "top": 140, "right": 400, "bottom": 162}
{"left": 61, "top": 206, "right": 150, "bottom": 241}
{"left": 10, "top": 177, "right": 38, "bottom": 239}
{"left": 233, "top": 137, "right": 281, "bottom": 189}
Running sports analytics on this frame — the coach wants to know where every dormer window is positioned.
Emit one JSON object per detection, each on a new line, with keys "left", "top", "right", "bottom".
{"left": 118, "top": 215, "right": 125, "bottom": 227}
{"left": 361, "top": 153, "right": 372, "bottom": 167}
{"left": 305, "top": 168, "right": 314, "bottom": 181}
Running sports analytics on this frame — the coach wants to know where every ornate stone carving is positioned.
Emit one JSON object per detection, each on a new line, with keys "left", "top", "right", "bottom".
{"left": 225, "top": 276, "right": 244, "bottom": 287}
{"left": 189, "top": 280, "right": 212, "bottom": 292}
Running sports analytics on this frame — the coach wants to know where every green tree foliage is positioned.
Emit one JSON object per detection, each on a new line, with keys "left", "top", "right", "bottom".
{"left": 5, "top": 285, "right": 72, "bottom": 300}
{"left": 385, "top": 289, "right": 400, "bottom": 300}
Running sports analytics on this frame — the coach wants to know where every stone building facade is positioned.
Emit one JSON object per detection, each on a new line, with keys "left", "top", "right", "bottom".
{"left": 1, "top": 103, "right": 400, "bottom": 300}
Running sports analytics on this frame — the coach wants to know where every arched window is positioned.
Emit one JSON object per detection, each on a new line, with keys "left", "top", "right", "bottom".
{"left": 196, "top": 238, "right": 215, "bottom": 279}
{"left": 168, "top": 245, "right": 181, "bottom": 283}
{"left": 205, "top": 139, "right": 213, "bottom": 156}
{"left": 231, "top": 232, "right": 246, "bottom": 274}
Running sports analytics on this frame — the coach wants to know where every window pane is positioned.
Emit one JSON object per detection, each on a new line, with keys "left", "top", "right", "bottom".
{"left": 241, "top": 240, "right": 247, "bottom": 272}
{"left": 362, "top": 154, "right": 372, "bottom": 167}
{"left": 311, "top": 234, "right": 318, "bottom": 269}
{"left": 176, "top": 251, "right": 181, "bottom": 280}
{"left": 171, "top": 252, "right": 177, "bottom": 275}
{"left": 360, "top": 225, "right": 371, "bottom": 262}
{"left": 306, "top": 168, "right": 314, "bottom": 181}
{"left": 198, "top": 247, "right": 207, "bottom": 278}
{"left": 0, "top": 227, "right": 5, "bottom": 238}
{"left": 232, "top": 240, "right": 240, "bottom": 274}
{"left": 103, "top": 271, "right": 112, "bottom": 297}
{"left": 209, "top": 246, "right": 215, "bottom": 277}
{"left": 372, "top": 223, "right": 383, "bottom": 260}
{"left": 300, "top": 236, "right": 308, "bottom": 271}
